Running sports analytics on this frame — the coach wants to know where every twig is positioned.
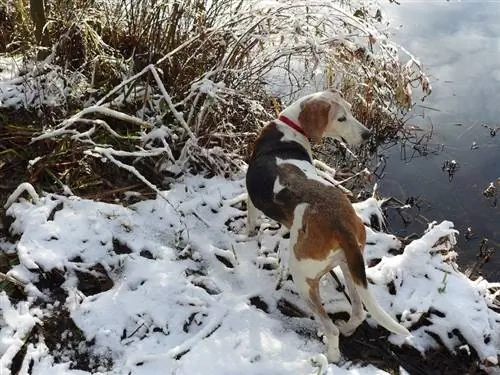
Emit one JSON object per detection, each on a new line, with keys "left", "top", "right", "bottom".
{"left": 4, "top": 182, "right": 40, "bottom": 209}
{"left": 329, "top": 269, "right": 351, "bottom": 303}
{"left": 81, "top": 184, "right": 145, "bottom": 200}
{"left": 32, "top": 106, "right": 151, "bottom": 142}
{"left": 89, "top": 147, "right": 167, "bottom": 201}
{"left": 315, "top": 169, "right": 352, "bottom": 195}
{"left": 167, "top": 308, "right": 227, "bottom": 359}
{"left": 383, "top": 196, "right": 431, "bottom": 226}
{"left": 95, "top": 65, "right": 152, "bottom": 107}
{"left": 148, "top": 65, "right": 196, "bottom": 140}
{"left": 0, "top": 272, "right": 27, "bottom": 288}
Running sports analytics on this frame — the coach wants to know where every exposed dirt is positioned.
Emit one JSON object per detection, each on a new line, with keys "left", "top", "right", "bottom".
{"left": 273, "top": 297, "right": 491, "bottom": 375}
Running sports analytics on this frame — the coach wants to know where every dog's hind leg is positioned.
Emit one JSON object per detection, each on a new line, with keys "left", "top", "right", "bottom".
{"left": 288, "top": 203, "right": 342, "bottom": 362}
{"left": 336, "top": 262, "right": 366, "bottom": 336}
{"left": 288, "top": 255, "right": 341, "bottom": 362}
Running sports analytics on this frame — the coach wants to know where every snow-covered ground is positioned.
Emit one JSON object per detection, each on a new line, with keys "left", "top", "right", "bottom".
{"left": 1, "top": 174, "right": 499, "bottom": 374}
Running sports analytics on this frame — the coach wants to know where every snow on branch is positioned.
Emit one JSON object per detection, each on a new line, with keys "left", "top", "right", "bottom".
{"left": 4, "top": 183, "right": 40, "bottom": 210}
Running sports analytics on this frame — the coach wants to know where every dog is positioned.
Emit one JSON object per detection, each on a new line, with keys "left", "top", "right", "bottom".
{"left": 245, "top": 90, "right": 410, "bottom": 362}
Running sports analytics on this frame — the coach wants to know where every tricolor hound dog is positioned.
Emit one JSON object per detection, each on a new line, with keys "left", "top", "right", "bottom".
{"left": 245, "top": 90, "right": 410, "bottom": 362}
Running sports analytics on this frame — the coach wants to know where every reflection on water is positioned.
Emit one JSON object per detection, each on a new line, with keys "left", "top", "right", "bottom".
{"left": 379, "top": 2, "right": 500, "bottom": 279}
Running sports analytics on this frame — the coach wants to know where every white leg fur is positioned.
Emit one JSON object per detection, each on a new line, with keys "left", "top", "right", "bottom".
{"left": 336, "top": 262, "right": 366, "bottom": 336}
{"left": 246, "top": 197, "right": 259, "bottom": 236}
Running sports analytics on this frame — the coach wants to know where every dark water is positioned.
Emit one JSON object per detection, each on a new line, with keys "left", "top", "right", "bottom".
{"left": 379, "top": 2, "right": 500, "bottom": 279}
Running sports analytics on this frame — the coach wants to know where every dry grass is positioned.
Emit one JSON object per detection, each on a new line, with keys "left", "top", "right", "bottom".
{"left": 0, "top": 0, "right": 431, "bottom": 204}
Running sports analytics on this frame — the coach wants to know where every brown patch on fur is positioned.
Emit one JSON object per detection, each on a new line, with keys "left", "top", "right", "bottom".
{"left": 277, "top": 162, "right": 367, "bottom": 287}
{"left": 339, "top": 234, "right": 367, "bottom": 287}
{"left": 298, "top": 99, "right": 336, "bottom": 142}
{"left": 274, "top": 162, "right": 369, "bottom": 287}
{"left": 356, "top": 217, "right": 366, "bottom": 254}
{"left": 307, "top": 276, "right": 330, "bottom": 315}
{"left": 293, "top": 205, "right": 342, "bottom": 261}
{"left": 280, "top": 214, "right": 294, "bottom": 229}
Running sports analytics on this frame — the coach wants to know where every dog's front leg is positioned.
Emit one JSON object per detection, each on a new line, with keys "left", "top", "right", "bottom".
{"left": 246, "top": 197, "right": 259, "bottom": 236}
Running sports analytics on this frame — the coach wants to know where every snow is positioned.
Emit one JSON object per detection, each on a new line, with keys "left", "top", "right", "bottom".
{"left": 0, "top": 56, "right": 87, "bottom": 110}
{"left": 2, "top": 174, "right": 500, "bottom": 374}
{"left": 0, "top": 295, "right": 41, "bottom": 373}
{"left": 0, "top": 57, "right": 23, "bottom": 108}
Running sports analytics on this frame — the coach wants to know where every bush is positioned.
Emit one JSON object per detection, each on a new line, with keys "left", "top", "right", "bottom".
{"left": 0, "top": 0, "right": 431, "bottom": 200}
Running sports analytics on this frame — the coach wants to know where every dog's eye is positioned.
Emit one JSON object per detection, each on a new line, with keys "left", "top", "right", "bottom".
{"left": 338, "top": 116, "right": 346, "bottom": 122}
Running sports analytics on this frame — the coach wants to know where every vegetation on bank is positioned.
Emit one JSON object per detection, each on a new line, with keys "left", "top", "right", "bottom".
{"left": 1, "top": 0, "right": 430, "bottom": 203}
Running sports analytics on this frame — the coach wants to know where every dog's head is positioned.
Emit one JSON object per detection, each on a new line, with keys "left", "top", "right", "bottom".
{"left": 297, "top": 90, "right": 371, "bottom": 145}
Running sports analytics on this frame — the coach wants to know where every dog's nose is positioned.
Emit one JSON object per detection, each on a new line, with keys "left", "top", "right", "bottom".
{"left": 361, "top": 129, "right": 372, "bottom": 140}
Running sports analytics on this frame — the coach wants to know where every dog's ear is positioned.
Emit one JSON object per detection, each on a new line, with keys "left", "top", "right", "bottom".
{"left": 298, "top": 99, "right": 339, "bottom": 142}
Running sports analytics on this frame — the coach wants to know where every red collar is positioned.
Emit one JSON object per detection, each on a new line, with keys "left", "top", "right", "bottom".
{"left": 278, "top": 115, "right": 307, "bottom": 138}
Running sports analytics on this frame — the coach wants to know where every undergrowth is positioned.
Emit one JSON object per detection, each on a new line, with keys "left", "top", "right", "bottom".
{"left": 0, "top": 0, "right": 431, "bottom": 205}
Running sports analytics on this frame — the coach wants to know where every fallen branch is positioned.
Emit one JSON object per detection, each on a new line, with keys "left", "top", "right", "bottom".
{"left": 4, "top": 182, "right": 40, "bottom": 210}
{"left": 32, "top": 106, "right": 151, "bottom": 142}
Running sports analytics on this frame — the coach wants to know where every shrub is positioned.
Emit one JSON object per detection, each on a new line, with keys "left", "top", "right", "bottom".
{"left": 0, "top": 0, "right": 431, "bottom": 200}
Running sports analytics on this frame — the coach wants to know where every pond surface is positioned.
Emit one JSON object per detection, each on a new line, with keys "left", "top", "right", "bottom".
{"left": 380, "top": 2, "right": 500, "bottom": 279}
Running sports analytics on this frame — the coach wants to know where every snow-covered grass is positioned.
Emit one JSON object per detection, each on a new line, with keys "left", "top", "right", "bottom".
{"left": 0, "top": 56, "right": 87, "bottom": 109}
{"left": 1, "top": 174, "right": 499, "bottom": 374}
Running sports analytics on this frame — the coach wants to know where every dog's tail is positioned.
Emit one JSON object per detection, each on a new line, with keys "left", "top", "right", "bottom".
{"left": 341, "top": 235, "right": 410, "bottom": 337}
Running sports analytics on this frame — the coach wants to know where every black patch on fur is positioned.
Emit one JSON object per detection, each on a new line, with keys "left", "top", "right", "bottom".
{"left": 246, "top": 122, "right": 311, "bottom": 224}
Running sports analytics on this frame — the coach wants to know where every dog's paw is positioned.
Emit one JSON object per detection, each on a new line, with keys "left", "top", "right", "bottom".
{"left": 246, "top": 227, "right": 258, "bottom": 237}
{"left": 326, "top": 346, "right": 341, "bottom": 363}
{"left": 337, "top": 318, "right": 363, "bottom": 337}
{"left": 337, "top": 323, "right": 357, "bottom": 337}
